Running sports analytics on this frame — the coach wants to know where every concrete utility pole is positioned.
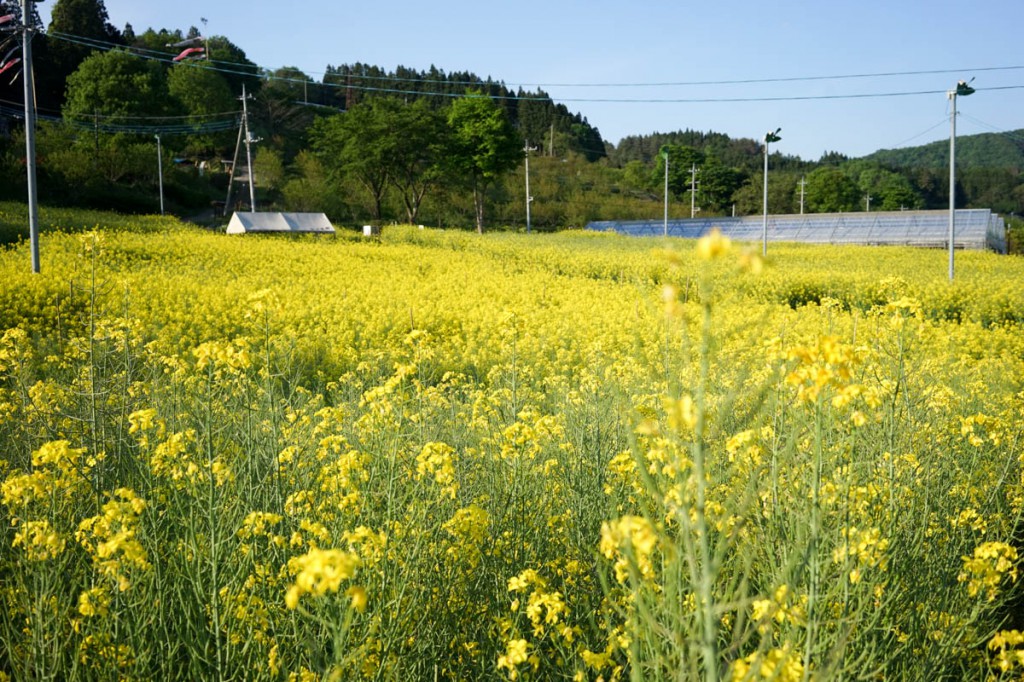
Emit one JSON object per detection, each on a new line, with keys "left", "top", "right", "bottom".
{"left": 865, "top": 193, "right": 872, "bottom": 212}
{"left": 948, "top": 78, "right": 974, "bottom": 281}
{"left": 155, "top": 134, "right": 164, "bottom": 215}
{"left": 524, "top": 141, "right": 536, "bottom": 233}
{"left": 799, "top": 176, "right": 806, "bottom": 215}
{"left": 224, "top": 123, "right": 243, "bottom": 216}
{"left": 241, "top": 83, "right": 256, "bottom": 211}
{"left": 21, "top": 0, "right": 39, "bottom": 273}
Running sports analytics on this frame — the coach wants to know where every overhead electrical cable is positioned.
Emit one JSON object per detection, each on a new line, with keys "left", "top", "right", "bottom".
{"left": 885, "top": 116, "right": 955, "bottom": 149}
{"left": 41, "top": 30, "right": 1024, "bottom": 105}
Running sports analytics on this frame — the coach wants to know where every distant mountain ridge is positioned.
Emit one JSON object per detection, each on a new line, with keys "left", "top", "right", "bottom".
{"left": 863, "top": 129, "right": 1024, "bottom": 169}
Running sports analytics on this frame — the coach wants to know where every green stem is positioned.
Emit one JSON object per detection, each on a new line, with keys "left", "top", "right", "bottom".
{"left": 694, "top": 297, "right": 718, "bottom": 682}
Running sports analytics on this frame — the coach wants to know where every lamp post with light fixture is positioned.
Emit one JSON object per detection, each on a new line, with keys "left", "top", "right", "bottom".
{"left": 948, "top": 79, "right": 974, "bottom": 281}
{"left": 662, "top": 146, "right": 669, "bottom": 237}
{"left": 762, "top": 128, "right": 781, "bottom": 256}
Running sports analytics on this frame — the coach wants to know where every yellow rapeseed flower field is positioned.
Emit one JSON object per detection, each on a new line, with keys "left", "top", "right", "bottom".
{"left": 0, "top": 209, "right": 1022, "bottom": 680}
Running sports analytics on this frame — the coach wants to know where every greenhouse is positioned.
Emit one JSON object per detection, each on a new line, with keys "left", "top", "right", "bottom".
{"left": 226, "top": 212, "right": 336, "bottom": 235}
{"left": 586, "top": 209, "right": 1007, "bottom": 253}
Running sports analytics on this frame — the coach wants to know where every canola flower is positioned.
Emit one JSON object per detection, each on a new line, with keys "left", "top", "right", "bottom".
{"left": 285, "top": 548, "right": 362, "bottom": 610}
{"left": 0, "top": 214, "right": 1021, "bottom": 680}
{"left": 729, "top": 644, "right": 805, "bottom": 682}
{"left": 599, "top": 515, "right": 659, "bottom": 584}
{"left": 12, "top": 519, "right": 66, "bottom": 561}
{"left": 958, "top": 541, "right": 1019, "bottom": 601}
{"left": 75, "top": 488, "right": 150, "bottom": 591}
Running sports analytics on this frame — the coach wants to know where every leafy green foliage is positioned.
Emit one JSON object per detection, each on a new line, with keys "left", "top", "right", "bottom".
{"left": 805, "top": 167, "right": 861, "bottom": 213}
{"left": 446, "top": 93, "right": 523, "bottom": 232}
{"left": 62, "top": 50, "right": 173, "bottom": 121}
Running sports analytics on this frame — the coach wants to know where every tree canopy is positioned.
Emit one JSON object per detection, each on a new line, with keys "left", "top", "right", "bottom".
{"left": 446, "top": 92, "right": 523, "bottom": 232}
{"left": 63, "top": 49, "right": 171, "bottom": 120}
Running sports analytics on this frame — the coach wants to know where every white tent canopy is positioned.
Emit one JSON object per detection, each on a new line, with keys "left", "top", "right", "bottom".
{"left": 227, "top": 212, "right": 335, "bottom": 235}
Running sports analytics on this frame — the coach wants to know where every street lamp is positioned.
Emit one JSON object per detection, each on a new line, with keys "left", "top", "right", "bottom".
{"left": 762, "top": 128, "right": 781, "bottom": 256}
{"left": 662, "top": 146, "right": 669, "bottom": 237}
{"left": 948, "top": 79, "right": 974, "bottom": 281}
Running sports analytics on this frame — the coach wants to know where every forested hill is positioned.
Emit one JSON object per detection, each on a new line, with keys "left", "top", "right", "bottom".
{"left": 318, "top": 64, "right": 607, "bottom": 161}
{"left": 608, "top": 129, "right": 816, "bottom": 174}
{"left": 864, "top": 129, "right": 1024, "bottom": 169}
{"left": 610, "top": 127, "right": 1024, "bottom": 173}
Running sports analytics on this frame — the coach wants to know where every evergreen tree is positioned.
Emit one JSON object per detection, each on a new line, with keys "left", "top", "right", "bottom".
{"left": 39, "top": 0, "right": 123, "bottom": 109}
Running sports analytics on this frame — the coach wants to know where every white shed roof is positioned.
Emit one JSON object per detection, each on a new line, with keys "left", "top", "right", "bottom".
{"left": 227, "top": 212, "right": 336, "bottom": 234}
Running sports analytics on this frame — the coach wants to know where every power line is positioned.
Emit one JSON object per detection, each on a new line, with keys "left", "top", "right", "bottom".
{"left": 886, "top": 116, "right": 952, "bottom": 149}
{"left": 62, "top": 108, "right": 239, "bottom": 122}
{"left": 50, "top": 29, "right": 1024, "bottom": 90}
{"left": 41, "top": 30, "right": 1024, "bottom": 105}
{"left": 0, "top": 102, "right": 239, "bottom": 134}
{"left": 958, "top": 113, "right": 1024, "bottom": 155}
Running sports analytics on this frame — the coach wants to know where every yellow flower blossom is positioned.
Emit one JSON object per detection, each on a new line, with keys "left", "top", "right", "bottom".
{"left": 958, "top": 541, "right": 1018, "bottom": 601}
{"left": 285, "top": 548, "right": 361, "bottom": 610}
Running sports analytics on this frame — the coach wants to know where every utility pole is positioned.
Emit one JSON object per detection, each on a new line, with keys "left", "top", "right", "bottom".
{"left": 224, "top": 122, "right": 243, "bottom": 216}
{"left": 948, "top": 78, "right": 974, "bottom": 281}
{"left": 549, "top": 122, "right": 554, "bottom": 157}
{"left": 21, "top": 0, "right": 39, "bottom": 273}
{"left": 241, "top": 83, "right": 256, "bottom": 211}
{"left": 524, "top": 141, "right": 536, "bottom": 233}
{"left": 155, "top": 134, "right": 164, "bottom": 215}
{"left": 799, "top": 176, "right": 806, "bottom": 214}
{"left": 865, "top": 193, "right": 872, "bottom": 212}
{"left": 689, "top": 164, "right": 699, "bottom": 218}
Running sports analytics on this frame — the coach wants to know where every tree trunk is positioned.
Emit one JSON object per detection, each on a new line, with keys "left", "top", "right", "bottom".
{"left": 473, "top": 177, "right": 484, "bottom": 233}
{"left": 402, "top": 184, "right": 427, "bottom": 224}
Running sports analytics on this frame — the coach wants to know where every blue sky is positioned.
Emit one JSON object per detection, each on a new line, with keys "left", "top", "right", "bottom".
{"left": 49, "top": 0, "right": 1024, "bottom": 160}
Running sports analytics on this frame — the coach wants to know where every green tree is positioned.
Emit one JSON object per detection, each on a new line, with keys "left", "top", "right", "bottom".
{"left": 168, "top": 63, "right": 234, "bottom": 120}
{"left": 387, "top": 99, "right": 447, "bottom": 224}
{"left": 446, "top": 92, "right": 522, "bottom": 232}
{"left": 805, "top": 167, "right": 860, "bottom": 213}
{"left": 41, "top": 0, "right": 122, "bottom": 108}
{"left": 254, "top": 147, "right": 285, "bottom": 192}
{"left": 698, "top": 158, "right": 745, "bottom": 213}
{"left": 309, "top": 102, "right": 393, "bottom": 222}
{"left": 167, "top": 63, "right": 235, "bottom": 156}
{"left": 875, "top": 172, "right": 922, "bottom": 211}
{"left": 205, "top": 36, "right": 261, "bottom": 96}
{"left": 255, "top": 67, "right": 320, "bottom": 160}
{"left": 63, "top": 49, "right": 173, "bottom": 121}
{"left": 281, "top": 151, "right": 347, "bottom": 218}
{"left": 732, "top": 171, "right": 799, "bottom": 216}
{"left": 653, "top": 144, "right": 704, "bottom": 199}
{"left": 622, "top": 160, "right": 655, "bottom": 195}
